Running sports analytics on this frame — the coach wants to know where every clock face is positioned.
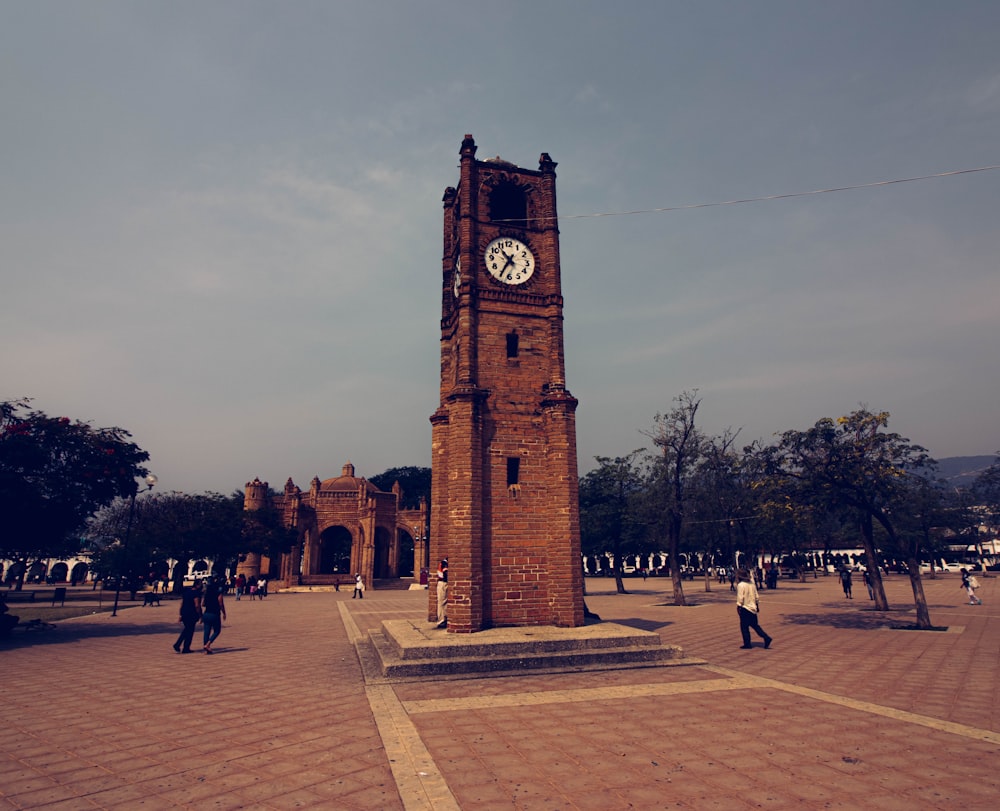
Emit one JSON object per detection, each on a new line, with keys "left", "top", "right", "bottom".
{"left": 453, "top": 257, "right": 461, "bottom": 298}
{"left": 485, "top": 237, "right": 535, "bottom": 285}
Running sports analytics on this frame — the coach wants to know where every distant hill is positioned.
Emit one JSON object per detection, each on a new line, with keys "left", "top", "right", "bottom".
{"left": 936, "top": 456, "right": 998, "bottom": 488}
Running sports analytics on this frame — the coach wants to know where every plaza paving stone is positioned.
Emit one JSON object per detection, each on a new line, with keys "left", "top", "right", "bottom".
{"left": 1, "top": 571, "right": 998, "bottom": 809}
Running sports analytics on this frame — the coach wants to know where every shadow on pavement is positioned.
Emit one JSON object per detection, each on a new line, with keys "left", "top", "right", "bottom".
{"left": 781, "top": 610, "right": 915, "bottom": 630}
{"left": 612, "top": 617, "right": 674, "bottom": 633}
{"left": 0, "top": 618, "right": 181, "bottom": 649}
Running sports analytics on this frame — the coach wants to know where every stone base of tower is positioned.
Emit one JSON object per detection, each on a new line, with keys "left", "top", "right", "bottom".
{"left": 356, "top": 619, "right": 696, "bottom": 682}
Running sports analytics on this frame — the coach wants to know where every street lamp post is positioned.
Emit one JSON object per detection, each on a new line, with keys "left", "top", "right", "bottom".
{"left": 412, "top": 523, "right": 427, "bottom": 584}
{"left": 112, "top": 474, "right": 157, "bottom": 617}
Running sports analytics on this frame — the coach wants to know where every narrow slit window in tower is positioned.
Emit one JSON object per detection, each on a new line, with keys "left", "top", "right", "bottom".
{"left": 507, "top": 457, "right": 520, "bottom": 487}
{"left": 506, "top": 331, "right": 519, "bottom": 359}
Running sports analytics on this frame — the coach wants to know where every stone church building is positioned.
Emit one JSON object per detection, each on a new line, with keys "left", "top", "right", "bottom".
{"left": 239, "top": 463, "right": 428, "bottom": 590}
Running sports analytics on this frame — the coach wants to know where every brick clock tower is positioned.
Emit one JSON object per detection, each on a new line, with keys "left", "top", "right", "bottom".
{"left": 429, "top": 135, "right": 584, "bottom": 632}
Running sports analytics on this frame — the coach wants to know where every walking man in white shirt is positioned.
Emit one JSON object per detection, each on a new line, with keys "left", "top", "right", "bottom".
{"left": 736, "top": 569, "right": 773, "bottom": 650}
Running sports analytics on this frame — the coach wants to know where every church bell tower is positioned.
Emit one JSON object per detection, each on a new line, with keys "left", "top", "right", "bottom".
{"left": 429, "top": 135, "right": 584, "bottom": 632}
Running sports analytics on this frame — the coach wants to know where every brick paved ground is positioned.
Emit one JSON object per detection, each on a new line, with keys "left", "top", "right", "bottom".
{"left": 2, "top": 571, "right": 997, "bottom": 810}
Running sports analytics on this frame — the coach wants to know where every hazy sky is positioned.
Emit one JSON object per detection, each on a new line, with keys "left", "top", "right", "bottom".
{"left": 3, "top": 1, "right": 998, "bottom": 495}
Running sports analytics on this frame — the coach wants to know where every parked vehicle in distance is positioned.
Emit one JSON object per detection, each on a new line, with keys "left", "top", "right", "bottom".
{"left": 919, "top": 561, "right": 955, "bottom": 573}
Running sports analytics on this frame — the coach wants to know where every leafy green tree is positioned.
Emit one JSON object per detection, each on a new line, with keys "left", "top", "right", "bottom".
{"left": 957, "top": 467, "right": 1000, "bottom": 569}
{"left": 644, "top": 391, "right": 706, "bottom": 606}
{"left": 971, "top": 456, "right": 1000, "bottom": 527}
{"left": 1, "top": 399, "right": 149, "bottom": 589}
{"left": 744, "top": 441, "right": 855, "bottom": 580}
{"left": 369, "top": 466, "right": 431, "bottom": 510}
{"left": 85, "top": 487, "right": 161, "bottom": 590}
{"left": 893, "top": 476, "right": 952, "bottom": 577}
{"left": 579, "top": 452, "right": 645, "bottom": 594}
{"left": 238, "top": 491, "right": 297, "bottom": 579}
{"left": 89, "top": 489, "right": 299, "bottom": 591}
{"left": 771, "top": 408, "right": 938, "bottom": 628}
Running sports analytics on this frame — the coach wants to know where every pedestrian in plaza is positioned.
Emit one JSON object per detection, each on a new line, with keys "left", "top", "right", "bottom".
{"left": 435, "top": 558, "right": 448, "bottom": 629}
{"left": 863, "top": 568, "right": 874, "bottom": 600}
{"left": 173, "top": 578, "right": 203, "bottom": 653}
{"left": 839, "top": 567, "right": 853, "bottom": 599}
{"left": 960, "top": 568, "right": 983, "bottom": 605}
{"left": 258, "top": 577, "right": 267, "bottom": 598}
{"left": 201, "top": 575, "right": 227, "bottom": 654}
{"left": 235, "top": 573, "right": 246, "bottom": 600}
{"left": 736, "top": 569, "right": 772, "bottom": 650}
{"left": 353, "top": 573, "right": 365, "bottom": 599}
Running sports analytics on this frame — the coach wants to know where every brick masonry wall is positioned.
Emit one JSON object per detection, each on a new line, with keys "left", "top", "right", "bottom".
{"left": 430, "top": 136, "right": 584, "bottom": 631}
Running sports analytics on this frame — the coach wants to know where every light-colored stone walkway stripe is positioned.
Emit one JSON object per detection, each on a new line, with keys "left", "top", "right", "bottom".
{"left": 338, "top": 600, "right": 363, "bottom": 643}
{"left": 706, "top": 665, "right": 1000, "bottom": 745}
{"left": 401, "top": 675, "right": 754, "bottom": 714}
{"left": 366, "top": 683, "right": 461, "bottom": 811}
{"left": 341, "top": 602, "right": 459, "bottom": 811}
{"left": 403, "top": 665, "right": 1000, "bottom": 746}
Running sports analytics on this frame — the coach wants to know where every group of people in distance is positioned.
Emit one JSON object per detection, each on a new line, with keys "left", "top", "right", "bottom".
{"left": 232, "top": 573, "right": 267, "bottom": 601}
{"left": 173, "top": 574, "right": 228, "bottom": 654}
{"left": 166, "top": 559, "right": 983, "bottom": 655}
{"left": 838, "top": 563, "right": 985, "bottom": 607}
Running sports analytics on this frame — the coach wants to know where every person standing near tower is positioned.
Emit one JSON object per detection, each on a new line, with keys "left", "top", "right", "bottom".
{"left": 436, "top": 559, "right": 448, "bottom": 629}
{"left": 736, "top": 569, "right": 772, "bottom": 650}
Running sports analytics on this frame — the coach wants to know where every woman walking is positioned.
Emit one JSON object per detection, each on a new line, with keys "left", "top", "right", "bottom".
{"left": 960, "top": 568, "right": 983, "bottom": 605}
{"left": 201, "top": 575, "right": 227, "bottom": 653}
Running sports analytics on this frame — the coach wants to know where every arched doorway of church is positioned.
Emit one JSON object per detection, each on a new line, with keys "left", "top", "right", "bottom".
{"left": 49, "top": 562, "right": 69, "bottom": 583}
{"left": 70, "top": 562, "right": 89, "bottom": 585}
{"left": 374, "top": 527, "right": 393, "bottom": 579}
{"left": 398, "top": 530, "right": 415, "bottom": 577}
{"left": 319, "top": 526, "right": 353, "bottom": 575}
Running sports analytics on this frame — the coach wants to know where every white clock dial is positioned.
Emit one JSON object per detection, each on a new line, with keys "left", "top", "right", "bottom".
{"left": 484, "top": 237, "right": 535, "bottom": 285}
{"left": 453, "top": 256, "right": 461, "bottom": 297}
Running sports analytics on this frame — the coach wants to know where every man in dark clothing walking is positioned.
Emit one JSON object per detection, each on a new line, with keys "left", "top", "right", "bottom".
{"left": 173, "top": 579, "right": 202, "bottom": 653}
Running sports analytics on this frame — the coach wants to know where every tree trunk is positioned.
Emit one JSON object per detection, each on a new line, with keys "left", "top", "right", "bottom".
{"left": 703, "top": 558, "right": 712, "bottom": 593}
{"left": 612, "top": 551, "right": 628, "bottom": 594}
{"left": 860, "top": 513, "right": 889, "bottom": 611}
{"left": 668, "top": 518, "right": 686, "bottom": 606}
{"left": 905, "top": 557, "right": 933, "bottom": 629}
{"left": 13, "top": 558, "right": 27, "bottom": 592}
{"left": 170, "top": 558, "right": 189, "bottom": 596}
